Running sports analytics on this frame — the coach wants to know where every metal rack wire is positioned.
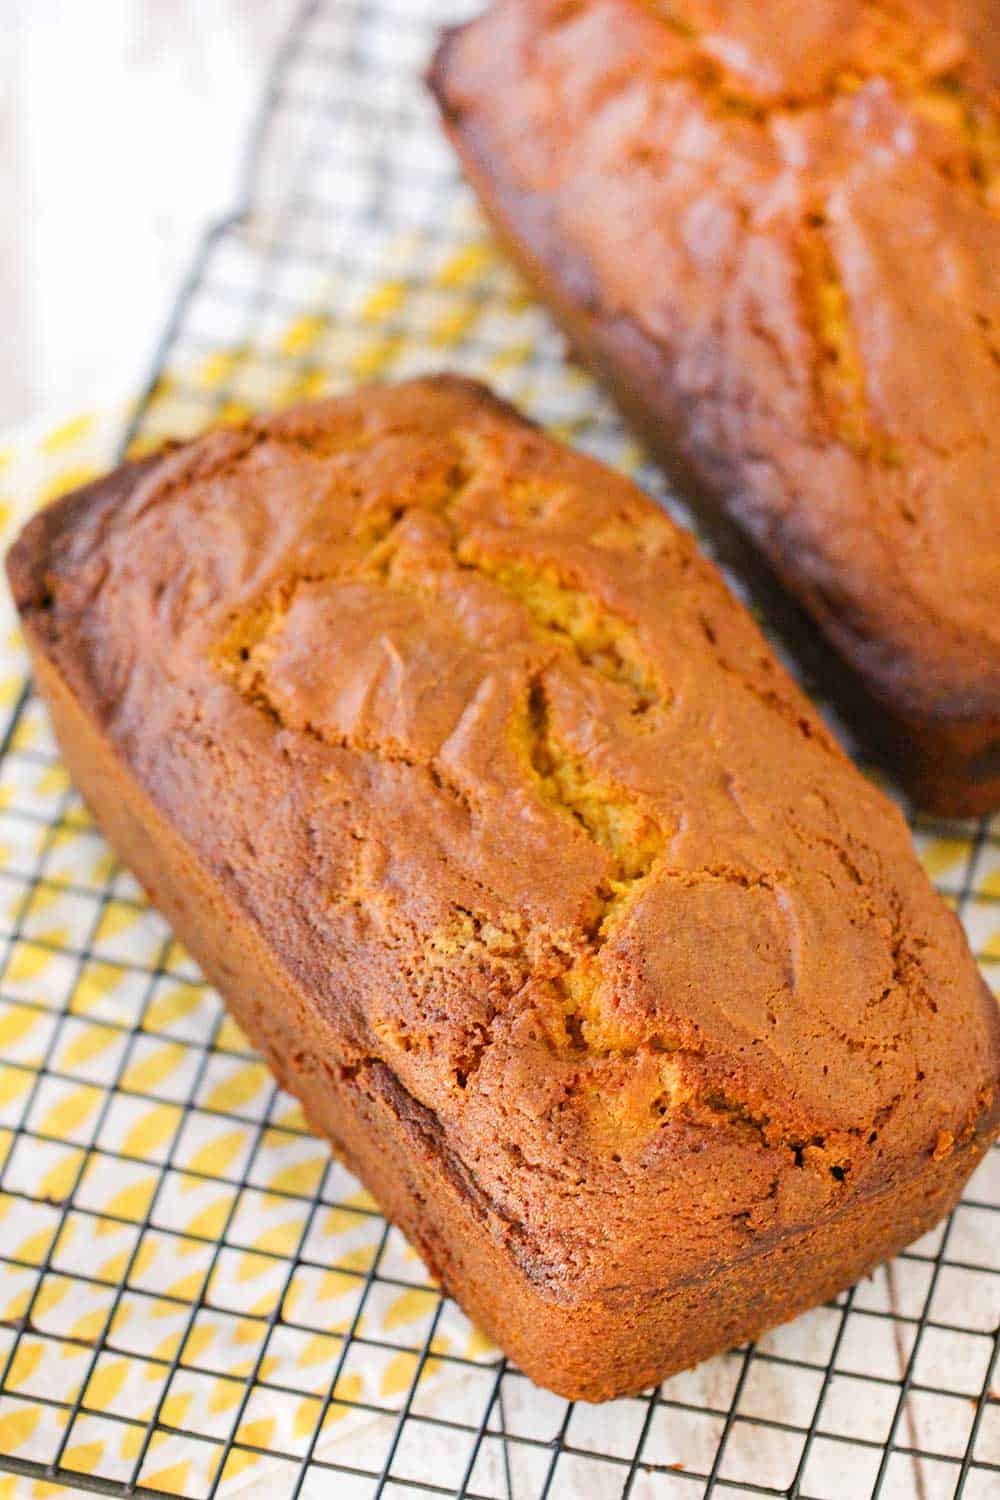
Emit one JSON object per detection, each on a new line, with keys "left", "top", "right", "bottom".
{"left": 0, "top": 1, "right": 997, "bottom": 1496}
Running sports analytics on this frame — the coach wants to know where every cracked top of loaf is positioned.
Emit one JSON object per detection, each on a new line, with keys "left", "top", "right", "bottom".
{"left": 11, "top": 376, "right": 998, "bottom": 1299}
{"left": 434, "top": 0, "right": 1000, "bottom": 725}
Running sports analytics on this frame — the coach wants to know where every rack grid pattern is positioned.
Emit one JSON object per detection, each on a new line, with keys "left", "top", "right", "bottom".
{"left": 0, "top": 3, "right": 998, "bottom": 1497}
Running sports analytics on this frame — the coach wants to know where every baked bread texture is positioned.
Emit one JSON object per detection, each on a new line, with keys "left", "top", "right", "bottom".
{"left": 430, "top": 0, "right": 1000, "bottom": 815}
{"left": 8, "top": 376, "right": 999, "bottom": 1400}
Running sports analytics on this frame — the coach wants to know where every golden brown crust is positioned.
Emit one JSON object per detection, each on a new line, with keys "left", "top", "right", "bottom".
{"left": 8, "top": 375, "right": 1000, "bottom": 1397}
{"left": 430, "top": 0, "right": 1000, "bottom": 814}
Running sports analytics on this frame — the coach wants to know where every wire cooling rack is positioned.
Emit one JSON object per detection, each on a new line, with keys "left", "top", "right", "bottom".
{"left": 0, "top": 1, "right": 999, "bottom": 1496}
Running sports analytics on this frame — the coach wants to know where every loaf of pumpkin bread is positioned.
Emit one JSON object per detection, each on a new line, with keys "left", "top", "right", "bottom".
{"left": 430, "top": 0, "right": 1000, "bottom": 815}
{"left": 8, "top": 377, "right": 999, "bottom": 1400}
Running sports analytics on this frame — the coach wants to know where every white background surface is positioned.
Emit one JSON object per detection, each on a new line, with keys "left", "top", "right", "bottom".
{"left": 0, "top": 0, "right": 297, "bottom": 430}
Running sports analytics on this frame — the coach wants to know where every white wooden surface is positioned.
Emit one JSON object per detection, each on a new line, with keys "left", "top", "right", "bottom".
{"left": 0, "top": 0, "right": 298, "bottom": 430}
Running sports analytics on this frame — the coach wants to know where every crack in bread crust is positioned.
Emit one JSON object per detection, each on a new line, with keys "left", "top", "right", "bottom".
{"left": 455, "top": 544, "right": 664, "bottom": 711}
{"left": 521, "top": 675, "right": 664, "bottom": 887}
{"left": 799, "top": 217, "right": 886, "bottom": 459}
